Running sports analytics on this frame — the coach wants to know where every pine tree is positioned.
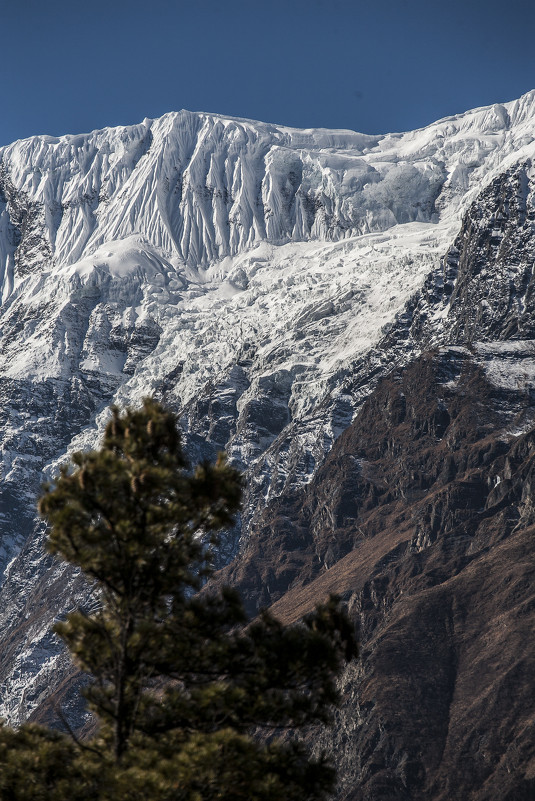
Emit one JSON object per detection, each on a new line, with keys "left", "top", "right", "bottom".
{"left": 0, "top": 398, "right": 357, "bottom": 801}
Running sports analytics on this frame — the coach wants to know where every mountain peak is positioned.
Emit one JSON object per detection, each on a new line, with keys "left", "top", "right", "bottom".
{"left": 0, "top": 93, "right": 534, "bottom": 799}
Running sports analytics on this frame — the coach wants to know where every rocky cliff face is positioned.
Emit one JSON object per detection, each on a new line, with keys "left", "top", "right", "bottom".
{"left": 250, "top": 345, "right": 535, "bottom": 801}
{"left": 0, "top": 93, "right": 534, "bottom": 798}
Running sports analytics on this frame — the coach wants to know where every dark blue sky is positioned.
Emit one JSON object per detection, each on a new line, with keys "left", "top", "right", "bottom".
{"left": 2, "top": 0, "right": 535, "bottom": 146}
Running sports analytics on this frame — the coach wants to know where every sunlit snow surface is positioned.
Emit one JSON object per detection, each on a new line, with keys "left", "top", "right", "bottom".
{"left": 2, "top": 93, "right": 535, "bottom": 517}
{"left": 3, "top": 92, "right": 535, "bottom": 724}
{"left": 2, "top": 94, "right": 535, "bottom": 405}
{"left": 2, "top": 93, "right": 535, "bottom": 549}
{"left": 114, "top": 226, "right": 438, "bottom": 412}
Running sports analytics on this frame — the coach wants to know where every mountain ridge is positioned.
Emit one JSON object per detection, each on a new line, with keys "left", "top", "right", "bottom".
{"left": 0, "top": 92, "right": 534, "bottom": 798}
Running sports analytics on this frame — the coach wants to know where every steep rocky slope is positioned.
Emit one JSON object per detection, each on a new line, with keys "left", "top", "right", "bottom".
{"left": 0, "top": 93, "right": 534, "bottom": 798}
{"left": 249, "top": 346, "right": 535, "bottom": 801}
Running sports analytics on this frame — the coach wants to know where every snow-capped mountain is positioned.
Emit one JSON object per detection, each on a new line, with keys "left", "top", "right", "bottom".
{"left": 1, "top": 93, "right": 535, "bottom": 799}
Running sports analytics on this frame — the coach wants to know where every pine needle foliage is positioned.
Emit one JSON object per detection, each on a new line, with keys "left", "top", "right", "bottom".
{"left": 0, "top": 398, "right": 357, "bottom": 801}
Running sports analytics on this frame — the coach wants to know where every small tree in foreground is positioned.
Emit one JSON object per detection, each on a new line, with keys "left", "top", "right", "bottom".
{"left": 0, "top": 399, "right": 357, "bottom": 801}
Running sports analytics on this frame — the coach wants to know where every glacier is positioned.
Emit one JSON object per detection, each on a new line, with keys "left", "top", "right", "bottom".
{"left": 2, "top": 91, "right": 535, "bottom": 726}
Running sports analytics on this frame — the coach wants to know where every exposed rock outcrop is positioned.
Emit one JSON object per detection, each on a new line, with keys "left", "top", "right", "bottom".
{"left": 220, "top": 346, "right": 535, "bottom": 800}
